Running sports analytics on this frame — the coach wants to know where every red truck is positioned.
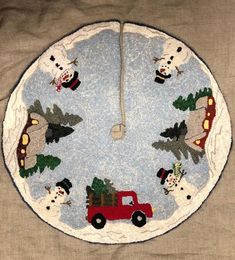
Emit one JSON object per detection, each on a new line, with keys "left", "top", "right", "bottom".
{"left": 86, "top": 191, "right": 154, "bottom": 229}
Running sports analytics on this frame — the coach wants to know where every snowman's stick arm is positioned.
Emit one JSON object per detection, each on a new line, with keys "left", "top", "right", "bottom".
{"left": 49, "top": 78, "right": 56, "bottom": 86}
{"left": 68, "top": 58, "right": 78, "bottom": 66}
{"left": 163, "top": 188, "right": 174, "bottom": 195}
{"left": 153, "top": 57, "right": 164, "bottom": 63}
{"left": 61, "top": 200, "right": 72, "bottom": 206}
{"left": 175, "top": 66, "right": 183, "bottom": 76}
{"left": 45, "top": 186, "right": 51, "bottom": 194}
{"left": 177, "top": 170, "right": 187, "bottom": 183}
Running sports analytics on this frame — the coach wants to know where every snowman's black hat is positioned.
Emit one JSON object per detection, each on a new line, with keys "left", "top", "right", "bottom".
{"left": 56, "top": 178, "right": 72, "bottom": 194}
{"left": 155, "top": 70, "right": 171, "bottom": 84}
{"left": 157, "top": 168, "right": 173, "bottom": 185}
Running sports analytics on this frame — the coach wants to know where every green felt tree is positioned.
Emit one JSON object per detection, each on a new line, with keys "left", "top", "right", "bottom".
{"left": 45, "top": 123, "right": 74, "bottom": 144}
{"left": 173, "top": 87, "right": 212, "bottom": 111}
{"left": 28, "top": 100, "right": 83, "bottom": 126}
{"left": 91, "top": 177, "right": 108, "bottom": 195}
{"left": 104, "top": 178, "right": 117, "bottom": 194}
{"left": 86, "top": 178, "right": 118, "bottom": 196}
{"left": 152, "top": 136, "right": 204, "bottom": 164}
{"left": 160, "top": 120, "right": 187, "bottom": 141}
{"left": 19, "top": 154, "right": 61, "bottom": 178}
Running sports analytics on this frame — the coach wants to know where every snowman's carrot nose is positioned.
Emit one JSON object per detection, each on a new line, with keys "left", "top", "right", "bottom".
{"left": 63, "top": 75, "right": 69, "bottom": 81}
{"left": 160, "top": 68, "right": 165, "bottom": 73}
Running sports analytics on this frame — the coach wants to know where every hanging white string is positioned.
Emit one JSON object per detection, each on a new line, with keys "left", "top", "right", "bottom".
{"left": 111, "top": 21, "right": 126, "bottom": 140}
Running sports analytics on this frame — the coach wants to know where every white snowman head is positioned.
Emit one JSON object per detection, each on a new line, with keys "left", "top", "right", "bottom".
{"left": 157, "top": 168, "right": 177, "bottom": 188}
{"left": 165, "top": 172, "right": 177, "bottom": 188}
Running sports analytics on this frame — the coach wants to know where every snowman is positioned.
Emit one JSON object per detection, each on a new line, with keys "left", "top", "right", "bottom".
{"left": 156, "top": 162, "right": 198, "bottom": 207}
{"left": 153, "top": 38, "right": 191, "bottom": 84}
{"left": 36, "top": 178, "right": 72, "bottom": 218}
{"left": 38, "top": 44, "right": 81, "bottom": 92}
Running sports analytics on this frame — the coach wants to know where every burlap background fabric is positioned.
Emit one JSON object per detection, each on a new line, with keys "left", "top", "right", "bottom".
{"left": 0, "top": 0, "right": 234, "bottom": 259}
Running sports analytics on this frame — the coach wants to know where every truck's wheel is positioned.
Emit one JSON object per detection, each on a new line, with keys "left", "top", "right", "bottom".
{"left": 131, "top": 211, "right": 146, "bottom": 227}
{"left": 91, "top": 213, "right": 106, "bottom": 229}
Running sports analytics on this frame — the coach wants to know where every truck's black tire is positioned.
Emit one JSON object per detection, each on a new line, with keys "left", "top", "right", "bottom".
{"left": 91, "top": 213, "right": 106, "bottom": 229}
{"left": 131, "top": 211, "right": 146, "bottom": 227}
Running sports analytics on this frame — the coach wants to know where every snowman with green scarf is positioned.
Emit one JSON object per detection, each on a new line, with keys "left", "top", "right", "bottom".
{"left": 157, "top": 162, "right": 198, "bottom": 207}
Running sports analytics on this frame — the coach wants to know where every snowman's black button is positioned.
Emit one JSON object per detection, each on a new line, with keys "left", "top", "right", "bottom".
{"left": 60, "top": 67, "right": 63, "bottom": 70}
{"left": 175, "top": 184, "right": 177, "bottom": 187}
{"left": 167, "top": 61, "right": 171, "bottom": 64}
{"left": 46, "top": 206, "right": 50, "bottom": 210}
{"left": 56, "top": 63, "right": 59, "bottom": 67}
{"left": 187, "top": 195, "right": 191, "bottom": 200}
{"left": 50, "top": 55, "right": 55, "bottom": 61}
{"left": 170, "top": 56, "right": 174, "bottom": 60}
{"left": 177, "top": 47, "right": 182, "bottom": 52}
{"left": 51, "top": 200, "right": 55, "bottom": 203}
{"left": 181, "top": 187, "right": 184, "bottom": 190}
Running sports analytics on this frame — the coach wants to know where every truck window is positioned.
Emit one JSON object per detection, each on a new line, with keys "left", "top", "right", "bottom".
{"left": 122, "top": 196, "right": 134, "bottom": 206}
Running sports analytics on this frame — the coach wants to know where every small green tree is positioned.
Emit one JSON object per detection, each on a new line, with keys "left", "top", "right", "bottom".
{"left": 160, "top": 120, "right": 187, "bottom": 140}
{"left": 87, "top": 177, "right": 117, "bottom": 195}
{"left": 173, "top": 87, "right": 212, "bottom": 111}
{"left": 45, "top": 123, "right": 74, "bottom": 144}
{"left": 91, "top": 177, "right": 108, "bottom": 195}
{"left": 19, "top": 154, "right": 61, "bottom": 178}
{"left": 104, "top": 178, "right": 117, "bottom": 194}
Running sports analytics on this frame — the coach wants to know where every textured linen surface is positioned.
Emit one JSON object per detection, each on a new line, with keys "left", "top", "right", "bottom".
{"left": 0, "top": 0, "right": 234, "bottom": 259}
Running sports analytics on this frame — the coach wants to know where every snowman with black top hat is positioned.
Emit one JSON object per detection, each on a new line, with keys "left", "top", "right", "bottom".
{"left": 37, "top": 178, "right": 72, "bottom": 218}
{"left": 157, "top": 162, "right": 198, "bottom": 207}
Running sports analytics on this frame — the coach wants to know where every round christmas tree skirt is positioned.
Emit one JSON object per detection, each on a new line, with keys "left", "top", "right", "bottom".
{"left": 3, "top": 21, "right": 232, "bottom": 244}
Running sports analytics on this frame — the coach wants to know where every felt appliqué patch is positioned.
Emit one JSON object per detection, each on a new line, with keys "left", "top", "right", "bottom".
{"left": 2, "top": 21, "right": 232, "bottom": 244}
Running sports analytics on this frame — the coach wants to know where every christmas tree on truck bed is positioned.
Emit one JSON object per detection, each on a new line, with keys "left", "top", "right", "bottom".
{"left": 86, "top": 177, "right": 118, "bottom": 207}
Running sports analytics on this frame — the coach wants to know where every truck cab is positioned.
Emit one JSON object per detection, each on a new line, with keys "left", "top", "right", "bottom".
{"left": 87, "top": 191, "right": 154, "bottom": 229}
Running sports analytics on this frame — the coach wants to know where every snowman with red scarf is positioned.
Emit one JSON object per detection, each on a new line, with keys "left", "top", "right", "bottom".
{"left": 39, "top": 44, "right": 81, "bottom": 92}
{"left": 157, "top": 162, "right": 198, "bottom": 207}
